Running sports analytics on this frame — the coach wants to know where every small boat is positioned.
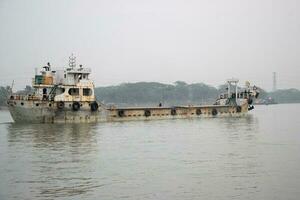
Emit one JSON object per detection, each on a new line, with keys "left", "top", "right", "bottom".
{"left": 7, "top": 56, "right": 259, "bottom": 123}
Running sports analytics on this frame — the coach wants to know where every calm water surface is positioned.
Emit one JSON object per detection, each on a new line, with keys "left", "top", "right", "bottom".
{"left": 0, "top": 104, "right": 300, "bottom": 200}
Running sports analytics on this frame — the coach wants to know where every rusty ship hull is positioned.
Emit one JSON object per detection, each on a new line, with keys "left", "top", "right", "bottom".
{"left": 7, "top": 99, "right": 249, "bottom": 123}
{"left": 6, "top": 57, "right": 258, "bottom": 123}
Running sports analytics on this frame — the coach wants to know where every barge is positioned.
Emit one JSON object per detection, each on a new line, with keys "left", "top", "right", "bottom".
{"left": 7, "top": 56, "right": 259, "bottom": 123}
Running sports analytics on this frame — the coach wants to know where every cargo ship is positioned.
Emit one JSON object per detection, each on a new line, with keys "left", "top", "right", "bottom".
{"left": 7, "top": 56, "right": 259, "bottom": 123}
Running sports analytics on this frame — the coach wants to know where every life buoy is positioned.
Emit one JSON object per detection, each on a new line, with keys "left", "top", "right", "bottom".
{"left": 196, "top": 108, "right": 202, "bottom": 115}
{"left": 212, "top": 108, "right": 218, "bottom": 116}
{"left": 57, "top": 101, "right": 64, "bottom": 109}
{"left": 90, "top": 101, "right": 99, "bottom": 111}
{"left": 144, "top": 109, "right": 151, "bottom": 117}
{"left": 236, "top": 106, "right": 242, "bottom": 113}
{"left": 171, "top": 108, "right": 177, "bottom": 116}
{"left": 118, "top": 110, "right": 125, "bottom": 117}
{"left": 72, "top": 101, "right": 80, "bottom": 111}
{"left": 248, "top": 105, "right": 254, "bottom": 111}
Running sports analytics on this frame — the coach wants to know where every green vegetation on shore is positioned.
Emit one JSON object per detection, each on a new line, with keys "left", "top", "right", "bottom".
{"left": 1, "top": 82, "right": 300, "bottom": 107}
{"left": 0, "top": 86, "right": 11, "bottom": 107}
{"left": 268, "top": 89, "right": 300, "bottom": 104}
{"left": 95, "top": 81, "right": 219, "bottom": 106}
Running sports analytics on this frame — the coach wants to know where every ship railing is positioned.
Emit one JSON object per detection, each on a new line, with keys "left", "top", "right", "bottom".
{"left": 219, "top": 91, "right": 250, "bottom": 100}
{"left": 9, "top": 94, "right": 41, "bottom": 101}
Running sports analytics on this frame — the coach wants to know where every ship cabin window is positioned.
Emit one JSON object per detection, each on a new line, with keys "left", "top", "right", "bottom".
{"left": 82, "top": 74, "right": 88, "bottom": 80}
{"left": 83, "top": 88, "right": 92, "bottom": 96}
{"left": 68, "top": 88, "right": 79, "bottom": 96}
{"left": 56, "top": 88, "right": 65, "bottom": 95}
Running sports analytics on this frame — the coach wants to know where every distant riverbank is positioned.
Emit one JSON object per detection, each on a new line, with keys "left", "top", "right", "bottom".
{"left": 1, "top": 82, "right": 300, "bottom": 107}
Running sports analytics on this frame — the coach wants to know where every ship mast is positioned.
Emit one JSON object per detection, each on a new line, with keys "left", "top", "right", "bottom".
{"left": 69, "top": 54, "right": 76, "bottom": 68}
{"left": 227, "top": 78, "right": 239, "bottom": 102}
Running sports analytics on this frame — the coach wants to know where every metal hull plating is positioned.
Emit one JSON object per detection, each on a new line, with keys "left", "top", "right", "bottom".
{"left": 7, "top": 100, "right": 249, "bottom": 123}
{"left": 6, "top": 57, "right": 259, "bottom": 124}
{"left": 8, "top": 101, "right": 107, "bottom": 123}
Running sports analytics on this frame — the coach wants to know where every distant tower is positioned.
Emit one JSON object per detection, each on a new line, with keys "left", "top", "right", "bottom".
{"left": 272, "top": 72, "right": 277, "bottom": 91}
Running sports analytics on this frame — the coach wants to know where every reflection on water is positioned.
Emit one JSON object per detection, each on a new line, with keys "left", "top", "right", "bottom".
{"left": 7, "top": 123, "right": 97, "bottom": 149}
{"left": 3, "top": 123, "right": 102, "bottom": 199}
{"left": 1, "top": 105, "right": 300, "bottom": 200}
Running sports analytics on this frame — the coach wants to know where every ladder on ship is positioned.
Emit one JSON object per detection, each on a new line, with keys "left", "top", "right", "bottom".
{"left": 48, "top": 85, "right": 58, "bottom": 101}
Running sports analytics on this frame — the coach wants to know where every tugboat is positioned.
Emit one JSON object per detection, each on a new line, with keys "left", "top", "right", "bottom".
{"left": 7, "top": 56, "right": 260, "bottom": 123}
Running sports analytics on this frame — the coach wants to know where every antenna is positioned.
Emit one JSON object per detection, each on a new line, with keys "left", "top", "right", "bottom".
{"left": 69, "top": 54, "right": 76, "bottom": 68}
{"left": 10, "top": 80, "right": 14, "bottom": 95}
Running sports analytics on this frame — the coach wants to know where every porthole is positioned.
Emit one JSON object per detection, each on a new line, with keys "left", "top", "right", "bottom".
{"left": 118, "top": 110, "right": 125, "bottom": 117}
{"left": 144, "top": 109, "right": 151, "bottom": 117}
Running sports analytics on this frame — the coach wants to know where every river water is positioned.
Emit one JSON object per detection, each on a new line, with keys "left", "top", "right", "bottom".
{"left": 0, "top": 104, "right": 300, "bottom": 200}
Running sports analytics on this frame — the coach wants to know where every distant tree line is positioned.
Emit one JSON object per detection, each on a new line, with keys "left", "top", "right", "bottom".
{"left": 0, "top": 86, "right": 11, "bottom": 107}
{"left": 94, "top": 81, "right": 300, "bottom": 106}
{"left": 95, "top": 81, "right": 219, "bottom": 106}
{"left": 1, "top": 82, "right": 300, "bottom": 107}
{"left": 268, "top": 89, "right": 300, "bottom": 103}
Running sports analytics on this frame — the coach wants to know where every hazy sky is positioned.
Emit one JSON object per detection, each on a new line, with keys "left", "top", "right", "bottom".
{"left": 0, "top": 0, "right": 299, "bottom": 91}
